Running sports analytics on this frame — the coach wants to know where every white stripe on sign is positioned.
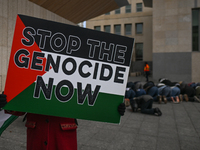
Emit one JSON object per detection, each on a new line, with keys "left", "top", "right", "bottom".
{"left": 36, "top": 52, "right": 129, "bottom": 96}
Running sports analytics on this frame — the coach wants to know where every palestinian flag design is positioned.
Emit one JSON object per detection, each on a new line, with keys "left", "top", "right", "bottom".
{"left": 3, "top": 15, "right": 134, "bottom": 123}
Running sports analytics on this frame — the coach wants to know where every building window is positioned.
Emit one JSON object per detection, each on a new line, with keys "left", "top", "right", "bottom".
{"left": 115, "top": 8, "right": 120, "bottom": 14}
{"left": 125, "top": 4, "right": 131, "bottom": 13}
{"left": 114, "top": 25, "right": 121, "bottom": 35}
{"left": 105, "top": 12, "right": 110, "bottom": 15}
{"left": 192, "top": 9, "right": 200, "bottom": 51}
{"left": 94, "top": 26, "right": 101, "bottom": 31}
{"left": 135, "top": 43, "right": 143, "bottom": 61}
{"left": 125, "top": 24, "right": 132, "bottom": 35}
{"left": 104, "top": 25, "right": 111, "bottom": 33}
{"left": 136, "top": 23, "right": 143, "bottom": 34}
{"left": 136, "top": 3, "right": 142, "bottom": 12}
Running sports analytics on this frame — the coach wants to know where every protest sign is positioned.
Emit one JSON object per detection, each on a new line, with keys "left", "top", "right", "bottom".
{"left": 3, "top": 14, "right": 134, "bottom": 123}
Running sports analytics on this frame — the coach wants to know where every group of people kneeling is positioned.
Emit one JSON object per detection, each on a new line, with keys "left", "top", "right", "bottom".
{"left": 125, "top": 78, "right": 200, "bottom": 117}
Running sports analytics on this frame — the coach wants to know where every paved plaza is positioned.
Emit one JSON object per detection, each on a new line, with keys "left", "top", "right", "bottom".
{"left": 1, "top": 76, "right": 200, "bottom": 150}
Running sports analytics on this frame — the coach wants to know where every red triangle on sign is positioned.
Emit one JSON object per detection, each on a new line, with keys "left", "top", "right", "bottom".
{"left": 4, "top": 15, "right": 47, "bottom": 102}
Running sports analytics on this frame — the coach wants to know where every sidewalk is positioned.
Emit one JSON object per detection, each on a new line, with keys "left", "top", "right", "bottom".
{"left": 1, "top": 75, "right": 200, "bottom": 150}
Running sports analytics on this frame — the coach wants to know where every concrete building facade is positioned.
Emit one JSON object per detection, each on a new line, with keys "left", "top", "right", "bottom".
{"left": 151, "top": 0, "right": 200, "bottom": 83}
{"left": 86, "top": 0, "right": 153, "bottom": 75}
{"left": 87, "top": 0, "right": 200, "bottom": 83}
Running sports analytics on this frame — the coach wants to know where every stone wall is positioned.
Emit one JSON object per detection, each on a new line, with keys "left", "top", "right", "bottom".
{"left": 152, "top": 0, "right": 200, "bottom": 82}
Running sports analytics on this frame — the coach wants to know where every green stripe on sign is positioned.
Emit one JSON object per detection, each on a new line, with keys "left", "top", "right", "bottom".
{"left": 4, "top": 83, "right": 124, "bottom": 123}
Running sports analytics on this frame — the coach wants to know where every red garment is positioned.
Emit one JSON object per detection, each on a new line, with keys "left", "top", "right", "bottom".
{"left": 6, "top": 111, "right": 77, "bottom": 150}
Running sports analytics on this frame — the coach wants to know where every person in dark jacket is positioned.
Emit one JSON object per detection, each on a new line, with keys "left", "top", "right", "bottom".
{"left": 143, "top": 81, "right": 158, "bottom": 102}
{"left": 134, "top": 81, "right": 146, "bottom": 97}
{"left": 157, "top": 83, "right": 171, "bottom": 104}
{"left": 125, "top": 86, "right": 136, "bottom": 107}
{"left": 125, "top": 82, "right": 136, "bottom": 110}
{"left": 159, "top": 78, "right": 178, "bottom": 86}
{"left": 134, "top": 95, "right": 162, "bottom": 116}
{"left": 158, "top": 78, "right": 181, "bottom": 103}
{"left": 187, "top": 82, "right": 200, "bottom": 102}
{"left": 179, "top": 81, "right": 196, "bottom": 102}
{"left": 125, "top": 81, "right": 146, "bottom": 110}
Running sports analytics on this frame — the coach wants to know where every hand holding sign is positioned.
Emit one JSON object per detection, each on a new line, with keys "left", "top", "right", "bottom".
{"left": 0, "top": 92, "right": 7, "bottom": 108}
{"left": 118, "top": 103, "right": 126, "bottom": 116}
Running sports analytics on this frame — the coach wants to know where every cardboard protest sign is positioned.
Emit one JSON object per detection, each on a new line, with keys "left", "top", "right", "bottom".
{"left": 4, "top": 14, "right": 134, "bottom": 123}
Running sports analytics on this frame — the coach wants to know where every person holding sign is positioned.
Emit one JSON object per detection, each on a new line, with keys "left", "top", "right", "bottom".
{"left": 1, "top": 14, "right": 130, "bottom": 150}
{"left": 0, "top": 92, "right": 125, "bottom": 150}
